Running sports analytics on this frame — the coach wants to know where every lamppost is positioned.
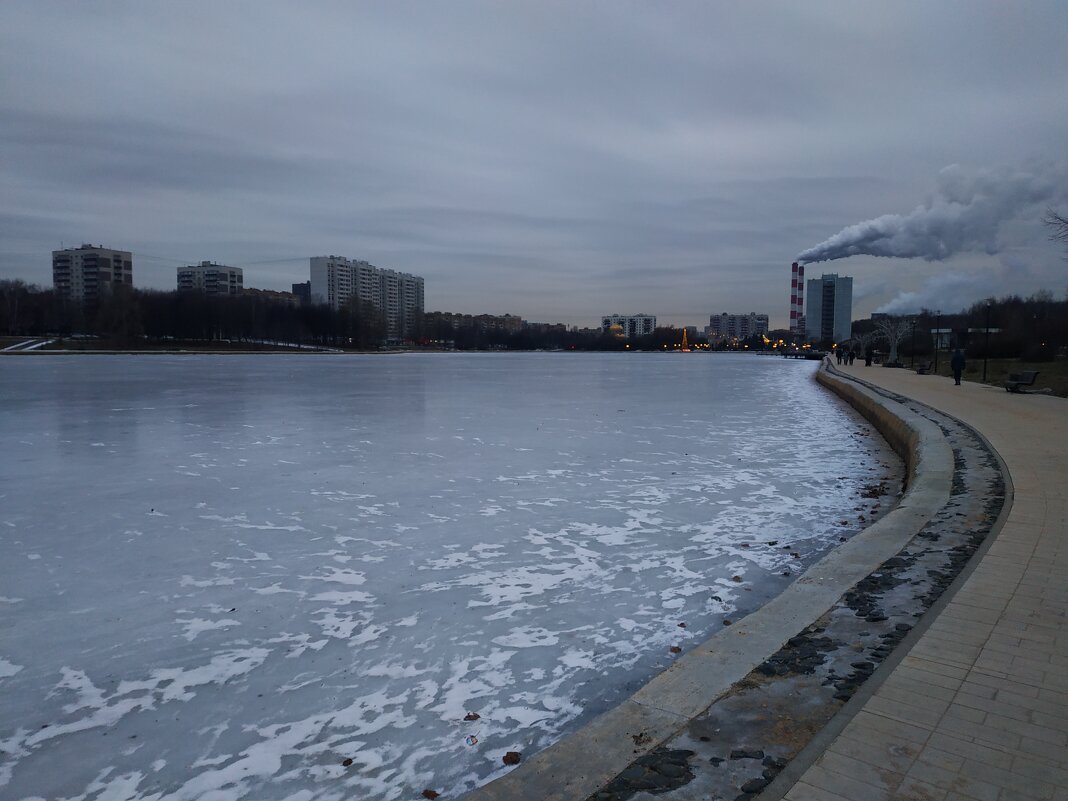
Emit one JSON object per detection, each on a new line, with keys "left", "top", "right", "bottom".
{"left": 933, "top": 310, "right": 941, "bottom": 374}
{"left": 910, "top": 318, "right": 917, "bottom": 368}
{"left": 982, "top": 302, "right": 992, "bottom": 382}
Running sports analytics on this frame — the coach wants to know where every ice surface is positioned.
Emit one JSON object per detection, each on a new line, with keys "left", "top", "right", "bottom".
{"left": 0, "top": 353, "right": 901, "bottom": 800}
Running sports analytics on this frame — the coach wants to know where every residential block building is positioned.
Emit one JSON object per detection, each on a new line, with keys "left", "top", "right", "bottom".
{"left": 805, "top": 273, "right": 853, "bottom": 343}
{"left": 601, "top": 314, "right": 656, "bottom": 338}
{"left": 706, "top": 312, "right": 769, "bottom": 340}
{"left": 242, "top": 287, "right": 300, "bottom": 306}
{"left": 52, "top": 244, "right": 132, "bottom": 304}
{"left": 291, "top": 281, "right": 311, "bottom": 306}
{"left": 425, "top": 312, "right": 524, "bottom": 335}
{"left": 177, "top": 261, "right": 243, "bottom": 295}
{"left": 309, "top": 256, "right": 424, "bottom": 340}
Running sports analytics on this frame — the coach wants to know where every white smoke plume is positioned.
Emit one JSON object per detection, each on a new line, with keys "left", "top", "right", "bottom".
{"left": 797, "top": 163, "right": 1067, "bottom": 264}
{"left": 874, "top": 271, "right": 994, "bottom": 316}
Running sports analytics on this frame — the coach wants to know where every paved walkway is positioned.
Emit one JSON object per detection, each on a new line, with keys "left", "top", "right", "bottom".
{"left": 782, "top": 365, "right": 1067, "bottom": 801}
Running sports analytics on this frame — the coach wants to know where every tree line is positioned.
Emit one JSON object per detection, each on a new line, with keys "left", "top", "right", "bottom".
{"left": 0, "top": 281, "right": 388, "bottom": 349}
{"left": 4, "top": 279, "right": 1065, "bottom": 356}
{"left": 848, "top": 291, "right": 1068, "bottom": 361}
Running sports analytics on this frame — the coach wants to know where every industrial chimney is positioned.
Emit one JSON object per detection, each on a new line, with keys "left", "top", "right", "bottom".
{"left": 789, "top": 262, "right": 805, "bottom": 334}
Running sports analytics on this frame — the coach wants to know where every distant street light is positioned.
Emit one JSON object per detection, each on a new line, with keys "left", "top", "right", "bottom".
{"left": 933, "top": 310, "right": 941, "bottom": 374}
{"left": 983, "top": 302, "right": 992, "bottom": 382}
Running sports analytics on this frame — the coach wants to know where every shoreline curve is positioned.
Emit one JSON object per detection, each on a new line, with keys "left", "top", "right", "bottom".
{"left": 465, "top": 359, "right": 963, "bottom": 801}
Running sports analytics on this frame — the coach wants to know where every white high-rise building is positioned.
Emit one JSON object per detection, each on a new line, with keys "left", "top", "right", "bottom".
{"left": 52, "top": 244, "right": 133, "bottom": 304}
{"left": 177, "top": 261, "right": 243, "bottom": 295}
{"left": 601, "top": 314, "right": 656, "bottom": 338}
{"left": 805, "top": 274, "right": 853, "bottom": 343}
{"left": 309, "top": 256, "right": 424, "bottom": 340}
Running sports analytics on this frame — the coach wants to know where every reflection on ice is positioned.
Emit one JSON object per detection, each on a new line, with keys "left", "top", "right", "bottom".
{"left": 0, "top": 354, "right": 901, "bottom": 800}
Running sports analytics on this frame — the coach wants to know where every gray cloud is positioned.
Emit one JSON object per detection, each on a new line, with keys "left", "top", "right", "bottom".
{"left": 2, "top": 1, "right": 1067, "bottom": 325}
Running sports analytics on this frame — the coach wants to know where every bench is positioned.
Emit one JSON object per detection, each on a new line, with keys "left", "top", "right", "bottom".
{"left": 915, "top": 361, "right": 932, "bottom": 375}
{"left": 1005, "top": 371, "right": 1040, "bottom": 393}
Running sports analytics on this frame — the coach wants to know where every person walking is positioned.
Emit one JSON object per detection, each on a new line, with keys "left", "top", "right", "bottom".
{"left": 950, "top": 348, "right": 965, "bottom": 385}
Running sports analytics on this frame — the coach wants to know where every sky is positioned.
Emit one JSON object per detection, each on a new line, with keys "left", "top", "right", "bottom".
{"left": 2, "top": 2, "right": 1066, "bottom": 328}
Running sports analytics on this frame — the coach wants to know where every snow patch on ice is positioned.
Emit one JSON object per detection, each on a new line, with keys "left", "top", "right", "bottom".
{"left": 302, "top": 567, "right": 366, "bottom": 585}
{"left": 178, "top": 617, "right": 241, "bottom": 641}
{"left": 180, "top": 575, "right": 236, "bottom": 588}
{"left": 492, "top": 627, "right": 561, "bottom": 648}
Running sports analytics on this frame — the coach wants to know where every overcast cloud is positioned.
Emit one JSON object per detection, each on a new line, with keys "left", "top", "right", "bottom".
{"left": 2, "top": 1, "right": 1066, "bottom": 326}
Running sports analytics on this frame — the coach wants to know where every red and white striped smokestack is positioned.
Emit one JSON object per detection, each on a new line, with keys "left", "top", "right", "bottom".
{"left": 789, "top": 262, "right": 799, "bottom": 332}
{"left": 797, "top": 263, "right": 805, "bottom": 334}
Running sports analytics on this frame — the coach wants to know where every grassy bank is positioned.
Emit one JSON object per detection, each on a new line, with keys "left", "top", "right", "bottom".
{"left": 914, "top": 353, "right": 1068, "bottom": 397}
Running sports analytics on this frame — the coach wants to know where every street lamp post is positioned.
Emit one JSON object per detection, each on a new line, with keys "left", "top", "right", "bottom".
{"left": 982, "top": 302, "right": 992, "bottom": 382}
{"left": 933, "top": 310, "right": 941, "bottom": 375}
{"left": 910, "top": 318, "right": 916, "bottom": 368}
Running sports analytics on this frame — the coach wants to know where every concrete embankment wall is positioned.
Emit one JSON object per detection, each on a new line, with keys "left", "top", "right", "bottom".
{"left": 816, "top": 363, "right": 920, "bottom": 486}
{"left": 467, "top": 360, "right": 952, "bottom": 801}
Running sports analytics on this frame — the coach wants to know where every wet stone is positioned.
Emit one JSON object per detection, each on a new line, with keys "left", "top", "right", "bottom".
{"left": 730, "top": 748, "right": 764, "bottom": 760}
{"left": 586, "top": 749, "right": 695, "bottom": 800}
{"left": 618, "top": 766, "right": 646, "bottom": 782}
{"left": 652, "top": 762, "right": 688, "bottom": 780}
{"left": 741, "top": 777, "right": 769, "bottom": 792}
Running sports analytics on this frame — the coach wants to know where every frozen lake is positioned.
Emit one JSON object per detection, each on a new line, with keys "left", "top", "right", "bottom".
{"left": 0, "top": 353, "right": 900, "bottom": 800}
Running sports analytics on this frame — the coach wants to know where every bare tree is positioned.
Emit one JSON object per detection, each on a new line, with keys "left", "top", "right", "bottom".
{"left": 1045, "top": 208, "right": 1068, "bottom": 256}
{"left": 873, "top": 316, "right": 911, "bottom": 365}
{"left": 850, "top": 330, "right": 875, "bottom": 364}
{"left": 0, "top": 279, "right": 27, "bottom": 334}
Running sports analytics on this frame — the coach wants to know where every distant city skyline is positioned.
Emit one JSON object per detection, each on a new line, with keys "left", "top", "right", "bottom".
{"left": 3, "top": 4, "right": 1066, "bottom": 328}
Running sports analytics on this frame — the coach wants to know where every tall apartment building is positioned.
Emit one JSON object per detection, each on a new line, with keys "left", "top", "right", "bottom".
{"left": 706, "top": 312, "right": 769, "bottom": 340}
{"left": 291, "top": 281, "right": 311, "bottom": 306}
{"left": 177, "top": 261, "right": 243, "bottom": 295}
{"left": 309, "top": 256, "right": 424, "bottom": 340}
{"left": 601, "top": 314, "right": 656, "bottom": 338}
{"left": 805, "top": 273, "right": 853, "bottom": 343}
{"left": 52, "top": 244, "right": 133, "bottom": 303}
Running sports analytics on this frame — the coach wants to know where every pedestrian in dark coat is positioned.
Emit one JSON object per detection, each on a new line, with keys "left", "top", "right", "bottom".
{"left": 951, "top": 348, "right": 965, "bottom": 385}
